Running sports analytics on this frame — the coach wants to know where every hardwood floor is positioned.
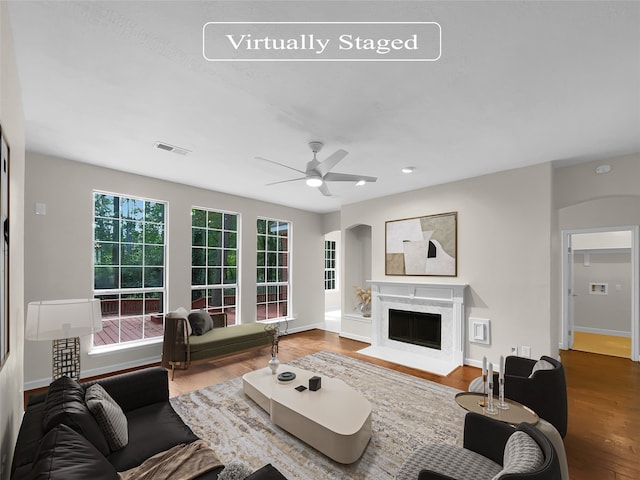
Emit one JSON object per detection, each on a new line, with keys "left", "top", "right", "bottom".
{"left": 24, "top": 329, "right": 639, "bottom": 479}
{"left": 572, "top": 331, "right": 631, "bottom": 359}
{"left": 167, "top": 330, "right": 640, "bottom": 480}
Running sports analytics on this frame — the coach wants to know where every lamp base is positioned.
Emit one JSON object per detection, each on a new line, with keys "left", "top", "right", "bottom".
{"left": 52, "top": 337, "right": 81, "bottom": 380}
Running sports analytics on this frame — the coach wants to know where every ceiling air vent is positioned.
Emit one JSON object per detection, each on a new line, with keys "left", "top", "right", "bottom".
{"left": 154, "top": 142, "right": 191, "bottom": 156}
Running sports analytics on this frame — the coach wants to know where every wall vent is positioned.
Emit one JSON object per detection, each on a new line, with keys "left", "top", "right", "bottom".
{"left": 154, "top": 142, "right": 191, "bottom": 156}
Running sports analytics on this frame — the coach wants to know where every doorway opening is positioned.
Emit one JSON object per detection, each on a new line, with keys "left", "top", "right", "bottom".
{"left": 561, "top": 226, "right": 639, "bottom": 361}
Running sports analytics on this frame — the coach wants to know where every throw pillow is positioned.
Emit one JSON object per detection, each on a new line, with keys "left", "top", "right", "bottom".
{"left": 529, "top": 359, "right": 555, "bottom": 377}
{"left": 85, "top": 383, "right": 129, "bottom": 451}
{"left": 31, "top": 424, "right": 118, "bottom": 480}
{"left": 42, "top": 376, "right": 110, "bottom": 456}
{"left": 492, "top": 431, "right": 544, "bottom": 480}
{"left": 188, "top": 310, "right": 214, "bottom": 336}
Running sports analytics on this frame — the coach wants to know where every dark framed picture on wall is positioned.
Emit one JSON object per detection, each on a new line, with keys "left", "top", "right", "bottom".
{"left": 0, "top": 125, "right": 9, "bottom": 371}
{"left": 385, "top": 211, "right": 457, "bottom": 276}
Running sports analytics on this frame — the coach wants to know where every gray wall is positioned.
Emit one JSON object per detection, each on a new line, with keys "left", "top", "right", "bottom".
{"left": 24, "top": 153, "right": 325, "bottom": 388}
{"left": 573, "top": 252, "right": 632, "bottom": 335}
{"left": 0, "top": 3, "right": 26, "bottom": 477}
{"left": 339, "top": 162, "right": 556, "bottom": 364}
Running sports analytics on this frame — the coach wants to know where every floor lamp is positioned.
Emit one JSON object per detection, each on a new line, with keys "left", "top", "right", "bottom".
{"left": 26, "top": 298, "right": 103, "bottom": 381}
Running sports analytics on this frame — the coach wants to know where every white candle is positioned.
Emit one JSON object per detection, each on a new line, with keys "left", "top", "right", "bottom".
{"left": 482, "top": 356, "right": 487, "bottom": 376}
{"left": 499, "top": 355, "right": 505, "bottom": 380}
{"left": 488, "top": 362, "right": 493, "bottom": 384}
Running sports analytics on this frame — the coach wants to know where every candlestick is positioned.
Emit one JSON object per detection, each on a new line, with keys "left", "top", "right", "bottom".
{"left": 486, "top": 361, "right": 497, "bottom": 414}
{"left": 498, "top": 376, "right": 509, "bottom": 410}
{"left": 499, "top": 355, "right": 504, "bottom": 381}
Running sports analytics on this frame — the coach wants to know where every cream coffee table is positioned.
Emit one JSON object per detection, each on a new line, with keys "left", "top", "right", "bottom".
{"left": 242, "top": 364, "right": 372, "bottom": 464}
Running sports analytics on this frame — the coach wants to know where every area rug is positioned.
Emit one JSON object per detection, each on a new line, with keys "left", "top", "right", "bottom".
{"left": 170, "top": 351, "right": 466, "bottom": 479}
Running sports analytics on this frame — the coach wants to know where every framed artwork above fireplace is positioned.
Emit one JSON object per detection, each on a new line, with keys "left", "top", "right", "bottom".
{"left": 385, "top": 211, "right": 457, "bottom": 276}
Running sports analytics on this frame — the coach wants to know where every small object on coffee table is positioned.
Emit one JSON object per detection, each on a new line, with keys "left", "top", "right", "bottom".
{"left": 309, "top": 375, "right": 322, "bottom": 391}
{"left": 278, "top": 371, "right": 296, "bottom": 382}
{"left": 295, "top": 385, "right": 307, "bottom": 392}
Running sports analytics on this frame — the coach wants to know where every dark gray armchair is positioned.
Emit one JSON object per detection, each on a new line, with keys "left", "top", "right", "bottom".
{"left": 396, "top": 412, "right": 561, "bottom": 480}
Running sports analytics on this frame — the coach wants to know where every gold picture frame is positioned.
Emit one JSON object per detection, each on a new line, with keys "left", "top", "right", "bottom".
{"left": 385, "top": 212, "right": 457, "bottom": 276}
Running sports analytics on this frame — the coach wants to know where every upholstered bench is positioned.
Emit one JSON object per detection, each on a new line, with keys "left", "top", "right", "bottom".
{"left": 161, "top": 308, "right": 271, "bottom": 379}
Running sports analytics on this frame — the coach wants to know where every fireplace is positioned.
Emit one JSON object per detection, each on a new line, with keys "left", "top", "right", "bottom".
{"left": 358, "top": 281, "right": 467, "bottom": 375}
{"left": 388, "top": 309, "right": 441, "bottom": 350}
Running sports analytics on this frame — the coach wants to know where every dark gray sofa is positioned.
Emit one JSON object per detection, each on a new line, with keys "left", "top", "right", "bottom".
{"left": 11, "top": 367, "right": 286, "bottom": 480}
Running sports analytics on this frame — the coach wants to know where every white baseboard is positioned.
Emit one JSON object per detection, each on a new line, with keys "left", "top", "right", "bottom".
{"left": 574, "top": 326, "right": 631, "bottom": 337}
{"left": 338, "top": 331, "right": 371, "bottom": 344}
{"left": 24, "top": 355, "right": 161, "bottom": 391}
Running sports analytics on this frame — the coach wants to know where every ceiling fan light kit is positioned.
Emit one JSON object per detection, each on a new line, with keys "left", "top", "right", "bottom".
{"left": 257, "top": 141, "right": 377, "bottom": 197}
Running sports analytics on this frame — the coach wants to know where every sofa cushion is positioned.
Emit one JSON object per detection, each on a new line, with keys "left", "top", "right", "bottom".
{"left": 42, "top": 376, "right": 110, "bottom": 456}
{"left": 30, "top": 424, "right": 118, "bottom": 480}
{"left": 189, "top": 310, "right": 213, "bottom": 335}
{"left": 492, "top": 431, "right": 544, "bottom": 480}
{"left": 85, "top": 383, "right": 129, "bottom": 451}
{"left": 106, "top": 401, "right": 199, "bottom": 471}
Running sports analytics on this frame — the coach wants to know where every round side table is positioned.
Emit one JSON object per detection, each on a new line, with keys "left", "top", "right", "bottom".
{"left": 455, "top": 391, "right": 538, "bottom": 426}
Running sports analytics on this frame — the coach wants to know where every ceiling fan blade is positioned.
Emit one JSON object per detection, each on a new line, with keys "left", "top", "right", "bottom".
{"left": 316, "top": 149, "right": 348, "bottom": 176}
{"left": 323, "top": 172, "right": 378, "bottom": 183}
{"left": 318, "top": 182, "right": 333, "bottom": 196}
{"left": 255, "top": 156, "right": 306, "bottom": 175}
{"left": 265, "top": 177, "right": 306, "bottom": 186}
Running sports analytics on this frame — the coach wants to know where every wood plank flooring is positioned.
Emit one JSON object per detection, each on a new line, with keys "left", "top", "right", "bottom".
{"left": 167, "top": 329, "right": 640, "bottom": 480}
{"left": 572, "top": 331, "right": 631, "bottom": 359}
{"left": 24, "top": 329, "right": 640, "bottom": 479}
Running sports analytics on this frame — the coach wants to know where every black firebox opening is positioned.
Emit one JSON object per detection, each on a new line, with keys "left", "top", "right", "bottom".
{"left": 388, "top": 309, "right": 442, "bottom": 350}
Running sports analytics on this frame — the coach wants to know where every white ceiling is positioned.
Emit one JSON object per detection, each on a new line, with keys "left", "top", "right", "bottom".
{"left": 6, "top": 1, "right": 640, "bottom": 213}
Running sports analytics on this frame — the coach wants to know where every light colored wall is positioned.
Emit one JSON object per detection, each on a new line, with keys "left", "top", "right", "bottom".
{"left": 573, "top": 252, "right": 631, "bottom": 334}
{"left": 340, "top": 163, "right": 555, "bottom": 364}
{"left": 0, "top": 3, "right": 26, "bottom": 477}
{"left": 24, "top": 153, "right": 324, "bottom": 388}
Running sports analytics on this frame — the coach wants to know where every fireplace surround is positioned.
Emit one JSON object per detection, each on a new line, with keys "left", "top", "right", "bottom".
{"left": 358, "top": 281, "right": 467, "bottom": 375}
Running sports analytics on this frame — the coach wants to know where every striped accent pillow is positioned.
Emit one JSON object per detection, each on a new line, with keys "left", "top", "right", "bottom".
{"left": 85, "top": 384, "right": 128, "bottom": 451}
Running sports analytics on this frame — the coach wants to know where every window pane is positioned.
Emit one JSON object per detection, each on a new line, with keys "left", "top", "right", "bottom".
{"left": 144, "top": 223, "right": 164, "bottom": 244}
{"left": 192, "top": 248, "right": 206, "bottom": 266}
{"left": 208, "top": 230, "right": 221, "bottom": 248}
{"left": 208, "top": 211, "right": 222, "bottom": 229}
{"left": 145, "top": 245, "right": 164, "bottom": 266}
{"left": 257, "top": 235, "right": 265, "bottom": 251}
{"left": 223, "top": 267, "right": 236, "bottom": 284}
{"left": 144, "top": 267, "right": 163, "bottom": 287}
{"left": 224, "top": 213, "right": 237, "bottom": 231}
{"left": 121, "top": 244, "right": 143, "bottom": 265}
{"left": 224, "top": 249, "right": 236, "bottom": 267}
{"left": 95, "top": 243, "right": 119, "bottom": 265}
{"left": 94, "top": 219, "right": 119, "bottom": 242}
{"left": 94, "top": 194, "right": 119, "bottom": 218}
{"left": 145, "top": 202, "right": 164, "bottom": 223}
{"left": 257, "top": 219, "right": 266, "bottom": 234}
{"left": 95, "top": 267, "right": 117, "bottom": 289}
{"left": 257, "top": 268, "right": 265, "bottom": 283}
{"left": 257, "top": 251, "right": 265, "bottom": 267}
{"left": 224, "top": 231, "right": 237, "bottom": 249}
{"left": 192, "top": 289, "right": 206, "bottom": 309}
{"left": 121, "top": 198, "right": 144, "bottom": 220}
{"left": 208, "top": 249, "right": 221, "bottom": 266}
{"left": 208, "top": 267, "right": 222, "bottom": 284}
{"left": 209, "top": 288, "right": 222, "bottom": 307}
{"left": 122, "top": 294, "right": 144, "bottom": 316}
{"left": 192, "top": 268, "right": 206, "bottom": 285}
{"left": 192, "top": 209, "right": 206, "bottom": 227}
{"left": 192, "top": 228, "right": 206, "bottom": 247}
{"left": 121, "top": 220, "right": 143, "bottom": 243}
{"left": 121, "top": 267, "right": 142, "bottom": 288}
{"left": 267, "top": 236, "right": 277, "bottom": 251}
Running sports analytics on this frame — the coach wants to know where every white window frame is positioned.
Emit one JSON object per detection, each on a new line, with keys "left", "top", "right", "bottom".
{"left": 256, "top": 217, "right": 291, "bottom": 321}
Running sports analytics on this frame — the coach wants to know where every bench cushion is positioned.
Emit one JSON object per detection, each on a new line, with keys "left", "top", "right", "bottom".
{"left": 188, "top": 323, "right": 270, "bottom": 361}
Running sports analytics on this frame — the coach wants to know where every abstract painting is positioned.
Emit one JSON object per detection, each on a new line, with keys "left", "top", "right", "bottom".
{"left": 385, "top": 212, "right": 457, "bottom": 276}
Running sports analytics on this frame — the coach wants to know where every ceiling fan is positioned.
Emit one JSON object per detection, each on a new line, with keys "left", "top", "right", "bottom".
{"left": 256, "top": 141, "right": 377, "bottom": 196}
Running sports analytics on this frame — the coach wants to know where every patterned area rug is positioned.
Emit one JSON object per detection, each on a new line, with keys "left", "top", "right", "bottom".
{"left": 170, "top": 351, "right": 466, "bottom": 480}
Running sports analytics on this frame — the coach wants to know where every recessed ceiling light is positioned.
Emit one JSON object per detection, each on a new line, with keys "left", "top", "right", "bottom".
{"left": 355, "top": 180, "right": 366, "bottom": 186}
{"left": 402, "top": 166, "right": 416, "bottom": 173}
{"left": 595, "top": 164, "right": 611, "bottom": 174}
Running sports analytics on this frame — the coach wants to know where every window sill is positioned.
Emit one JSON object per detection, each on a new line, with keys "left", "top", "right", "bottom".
{"left": 89, "top": 337, "right": 163, "bottom": 356}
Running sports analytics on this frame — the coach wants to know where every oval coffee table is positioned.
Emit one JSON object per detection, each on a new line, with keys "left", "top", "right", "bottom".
{"left": 455, "top": 391, "right": 539, "bottom": 426}
{"left": 243, "top": 364, "right": 372, "bottom": 464}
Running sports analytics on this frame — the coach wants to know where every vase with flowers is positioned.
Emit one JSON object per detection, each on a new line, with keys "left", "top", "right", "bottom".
{"left": 353, "top": 286, "right": 372, "bottom": 318}
{"left": 264, "top": 323, "right": 280, "bottom": 374}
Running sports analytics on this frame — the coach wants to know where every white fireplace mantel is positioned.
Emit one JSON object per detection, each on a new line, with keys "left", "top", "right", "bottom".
{"left": 358, "top": 280, "right": 468, "bottom": 375}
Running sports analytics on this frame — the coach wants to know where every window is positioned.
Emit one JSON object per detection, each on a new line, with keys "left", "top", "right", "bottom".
{"left": 257, "top": 218, "right": 290, "bottom": 321}
{"left": 191, "top": 208, "right": 239, "bottom": 324}
{"left": 93, "top": 193, "right": 166, "bottom": 347}
{"left": 324, "top": 240, "right": 337, "bottom": 290}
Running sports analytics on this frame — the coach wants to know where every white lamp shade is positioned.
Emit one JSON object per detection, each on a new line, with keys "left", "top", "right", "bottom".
{"left": 26, "top": 299, "right": 103, "bottom": 340}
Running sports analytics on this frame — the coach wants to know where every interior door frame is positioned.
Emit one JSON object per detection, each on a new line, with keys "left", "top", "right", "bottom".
{"left": 560, "top": 225, "right": 639, "bottom": 361}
